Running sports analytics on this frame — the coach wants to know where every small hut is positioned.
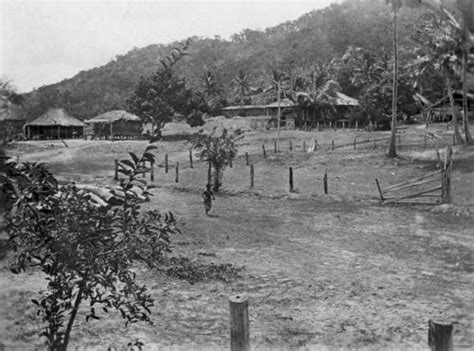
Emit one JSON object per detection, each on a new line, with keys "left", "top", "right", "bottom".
{"left": 0, "top": 96, "right": 25, "bottom": 141}
{"left": 25, "top": 108, "right": 84, "bottom": 140}
{"left": 85, "top": 110, "right": 143, "bottom": 140}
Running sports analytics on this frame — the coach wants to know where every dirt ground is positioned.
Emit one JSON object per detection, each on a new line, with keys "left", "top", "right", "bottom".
{"left": 1, "top": 123, "right": 473, "bottom": 350}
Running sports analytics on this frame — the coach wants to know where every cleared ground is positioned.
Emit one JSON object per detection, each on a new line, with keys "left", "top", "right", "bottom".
{"left": 1, "top": 123, "right": 473, "bottom": 350}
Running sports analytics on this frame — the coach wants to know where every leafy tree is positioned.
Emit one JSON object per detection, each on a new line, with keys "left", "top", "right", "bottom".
{"left": 200, "top": 70, "right": 226, "bottom": 116}
{"left": 410, "top": 4, "right": 467, "bottom": 143}
{"left": 128, "top": 40, "right": 197, "bottom": 140}
{"left": 193, "top": 128, "right": 239, "bottom": 192}
{"left": 2, "top": 145, "right": 179, "bottom": 350}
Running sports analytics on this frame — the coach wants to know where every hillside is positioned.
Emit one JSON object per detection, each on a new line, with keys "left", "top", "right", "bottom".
{"left": 21, "top": 0, "right": 427, "bottom": 121}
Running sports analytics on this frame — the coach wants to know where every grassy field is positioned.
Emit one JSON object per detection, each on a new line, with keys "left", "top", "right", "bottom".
{"left": 1, "top": 123, "right": 473, "bottom": 350}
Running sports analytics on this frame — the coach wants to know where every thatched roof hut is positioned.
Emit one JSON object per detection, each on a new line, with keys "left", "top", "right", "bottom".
{"left": 85, "top": 110, "right": 143, "bottom": 140}
{"left": 25, "top": 108, "right": 84, "bottom": 140}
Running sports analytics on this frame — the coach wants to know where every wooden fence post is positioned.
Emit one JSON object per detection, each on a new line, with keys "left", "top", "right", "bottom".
{"left": 375, "top": 178, "right": 384, "bottom": 202}
{"left": 303, "top": 141, "right": 306, "bottom": 152}
{"left": 114, "top": 159, "right": 118, "bottom": 181}
{"left": 165, "top": 154, "right": 169, "bottom": 174}
{"left": 317, "top": 121, "right": 320, "bottom": 131}
{"left": 289, "top": 140, "right": 292, "bottom": 151}
{"left": 150, "top": 160, "right": 154, "bottom": 182}
{"left": 245, "top": 152, "right": 249, "bottom": 166}
{"left": 175, "top": 162, "right": 179, "bottom": 183}
{"left": 329, "top": 121, "right": 332, "bottom": 129}
{"left": 229, "top": 157, "right": 233, "bottom": 168}
{"left": 189, "top": 149, "right": 193, "bottom": 168}
{"left": 441, "top": 146, "right": 453, "bottom": 204}
{"left": 332, "top": 140, "right": 335, "bottom": 151}
{"left": 250, "top": 164, "right": 254, "bottom": 189}
{"left": 229, "top": 294, "right": 250, "bottom": 351}
{"left": 289, "top": 167, "right": 294, "bottom": 192}
{"left": 356, "top": 121, "right": 359, "bottom": 130}
{"left": 274, "top": 140, "right": 277, "bottom": 153}
{"left": 323, "top": 169, "right": 328, "bottom": 194}
{"left": 262, "top": 145, "right": 266, "bottom": 158}
{"left": 314, "top": 139, "right": 318, "bottom": 152}
{"left": 428, "top": 319, "right": 453, "bottom": 351}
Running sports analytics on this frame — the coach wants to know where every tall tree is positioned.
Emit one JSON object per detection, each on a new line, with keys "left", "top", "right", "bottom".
{"left": 128, "top": 40, "right": 195, "bottom": 140}
{"left": 231, "top": 70, "right": 253, "bottom": 106}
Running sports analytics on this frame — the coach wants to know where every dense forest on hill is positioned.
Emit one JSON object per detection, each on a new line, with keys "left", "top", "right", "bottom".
{"left": 17, "top": 0, "right": 471, "bottom": 126}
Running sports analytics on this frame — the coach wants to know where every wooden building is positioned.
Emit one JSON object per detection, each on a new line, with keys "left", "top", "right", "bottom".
{"left": 25, "top": 108, "right": 84, "bottom": 140}
{"left": 85, "top": 110, "right": 143, "bottom": 140}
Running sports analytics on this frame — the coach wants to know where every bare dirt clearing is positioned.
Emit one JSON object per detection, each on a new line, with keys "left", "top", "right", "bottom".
{"left": 1, "top": 124, "right": 473, "bottom": 350}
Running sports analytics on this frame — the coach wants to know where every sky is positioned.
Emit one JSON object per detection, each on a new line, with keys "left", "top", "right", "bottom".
{"left": 0, "top": 0, "right": 338, "bottom": 93}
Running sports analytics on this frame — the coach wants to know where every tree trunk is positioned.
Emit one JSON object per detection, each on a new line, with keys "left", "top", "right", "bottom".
{"left": 276, "top": 82, "right": 281, "bottom": 152}
{"left": 61, "top": 286, "right": 84, "bottom": 351}
{"left": 446, "top": 75, "right": 464, "bottom": 144}
{"left": 213, "top": 167, "right": 221, "bottom": 193}
{"left": 462, "top": 52, "right": 472, "bottom": 143}
{"left": 387, "top": 7, "right": 398, "bottom": 157}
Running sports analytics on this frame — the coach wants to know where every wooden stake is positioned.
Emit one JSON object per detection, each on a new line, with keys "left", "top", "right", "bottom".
{"left": 150, "top": 160, "right": 154, "bottom": 182}
{"left": 274, "top": 140, "right": 277, "bottom": 153}
{"left": 428, "top": 319, "right": 453, "bottom": 351}
{"left": 314, "top": 139, "right": 318, "bottom": 152}
{"left": 317, "top": 121, "right": 320, "bottom": 130}
{"left": 289, "top": 140, "right": 292, "bottom": 151}
{"left": 189, "top": 148, "right": 193, "bottom": 168}
{"left": 165, "top": 154, "right": 169, "bottom": 173}
{"left": 229, "top": 157, "right": 233, "bottom": 168}
{"left": 329, "top": 121, "right": 332, "bottom": 129}
{"left": 245, "top": 152, "right": 249, "bottom": 166}
{"left": 289, "top": 167, "right": 294, "bottom": 192}
{"left": 323, "top": 169, "right": 328, "bottom": 194}
{"left": 356, "top": 121, "right": 359, "bottom": 130}
{"left": 262, "top": 145, "right": 266, "bottom": 158}
{"left": 114, "top": 159, "right": 118, "bottom": 181}
{"left": 229, "top": 294, "right": 250, "bottom": 351}
{"left": 375, "top": 178, "right": 384, "bottom": 202}
{"left": 175, "top": 162, "right": 179, "bottom": 183}
{"left": 332, "top": 140, "right": 335, "bottom": 151}
{"left": 250, "top": 164, "right": 254, "bottom": 189}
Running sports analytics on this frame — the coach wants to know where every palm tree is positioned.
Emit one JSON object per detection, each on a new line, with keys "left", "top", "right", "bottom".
{"left": 231, "top": 70, "right": 252, "bottom": 106}
{"left": 386, "top": 0, "right": 403, "bottom": 157}
{"left": 264, "top": 67, "right": 289, "bottom": 151}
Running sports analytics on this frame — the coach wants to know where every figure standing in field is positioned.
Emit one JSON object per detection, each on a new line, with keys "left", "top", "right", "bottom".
{"left": 202, "top": 183, "right": 215, "bottom": 216}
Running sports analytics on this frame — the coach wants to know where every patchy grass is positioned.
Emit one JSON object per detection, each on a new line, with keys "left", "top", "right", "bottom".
{"left": 1, "top": 123, "right": 473, "bottom": 350}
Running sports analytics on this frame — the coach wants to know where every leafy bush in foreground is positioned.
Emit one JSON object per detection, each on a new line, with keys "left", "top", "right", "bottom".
{"left": 1, "top": 145, "right": 179, "bottom": 350}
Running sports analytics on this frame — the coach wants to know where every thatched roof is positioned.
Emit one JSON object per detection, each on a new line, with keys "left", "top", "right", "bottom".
{"left": 27, "top": 108, "right": 83, "bottom": 127}
{"left": 86, "top": 110, "right": 141, "bottom": 124}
